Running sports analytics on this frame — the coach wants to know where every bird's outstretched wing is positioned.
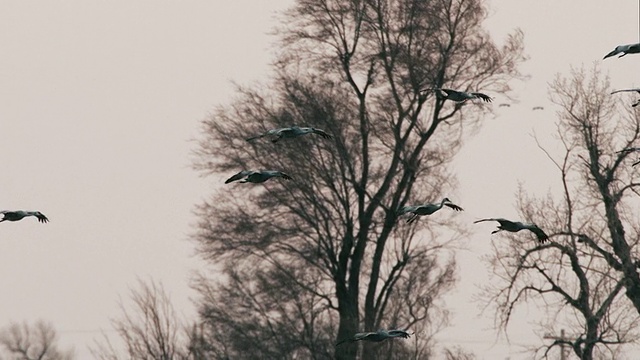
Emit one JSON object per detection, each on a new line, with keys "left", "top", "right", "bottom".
{"left": 388, "top": 330, "right": 411, "bottom": 339}
{"left": 529, "top": 226, "right": 549, "bottom": 244}
{"left": 471, "top": 92, "right": 492, "bottom": 102}
{"left": 245, "top": 132, "right": 267, "bottom": 142}
{"left": 444, "top": 203, "right": 464, "bottom": 211}
{"left": 312, "top": 128, "right": 333, "bottom": 139}
{"left": 604, "top": 48, "right": 621, "bottom": 59}
{"left": 611, "top": 88, "right": 640, "bottom": 95}
{"left": 246, "top": 129, "right": 279, "bottom": 142}
{"left": 473, "top": 218, "right": 501, "bottom": 224}
{"left": 225, "top": 170, "right": 252, "bottom": 184}
{"left": 35, "top": 212, "right": 49, "bottom": 223}
{"left": 335, "top": 332, "right": 372, "bottom": 346}
{"left": 277, "top": 172, "right": 293, "bottom": 180}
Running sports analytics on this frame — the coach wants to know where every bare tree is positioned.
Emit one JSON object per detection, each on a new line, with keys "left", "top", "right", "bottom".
{"left": 91, "top": 279, "right": 195, "bottom": 360}
{"left": 193, "top": 0, "right": 524, "bottom": 359}
{"left": 485, "top": 65, "right": 640, "bottom": 359}
{"left": 0, "top": 320, "right": 73, "bottom": 360}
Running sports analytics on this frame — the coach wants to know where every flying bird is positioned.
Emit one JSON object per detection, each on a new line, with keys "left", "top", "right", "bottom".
{"left": 611, "top": 88, "right": 640, "bottom": 107}
{"left": 421, "top": 88, "right": 492, "bottom": 103}
{"left": 336, "top": 329, "right": 412, "bottom": 346}
{"left": 603, "top": 43, "right": 640, "bottom": 59}
{"left": 532, "top": 106, "right": 544, "bottom": 111}
{"left": 246, "top": 126, "right": 332, "bottom": 143}
{"left": 498, "top": 103, "right": 511, "bottom": 107}
{"left": 224, "top": 170, "right": 292, "bottom": 184}
{"left": 473, "top": 218, "right": 549, "bottom": 243}
{"left": 0, "top": 210, "right": 49, "bottom": 223}
{"left": 397, "top": 198, "right": 463, "bottom": 223}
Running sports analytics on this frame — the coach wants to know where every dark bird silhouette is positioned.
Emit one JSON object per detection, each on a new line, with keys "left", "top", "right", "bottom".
{"left": 246, "top": 126, "right": 332, "bottom": 143}
{"left": 611, "top": 88, "right": 640, "bottom": 107}
{"left": 499, "top": 103, "right": 511, "bottom": 107}
{"left": 225, "top": 170, "right": 292, "bottom": 184}
{"left": 397, "top": 198, "right": 463, "bottom": 223}
{"left": 336, "top": 329, "right": 411, "bottom": 346}
{"left": 532, "top": 106, "right": 544, "bottom": 111}
{"left": 0, "top": 210, "right": 49, "bottom": 223}
{"left": 603, "top": 43, "right": 640, "bottom": 59}
{"left": 421, "top": 88, "right": 492, "bottom": 103}
{"left": 473, "top": 218, "right": 549, "bottom": 243}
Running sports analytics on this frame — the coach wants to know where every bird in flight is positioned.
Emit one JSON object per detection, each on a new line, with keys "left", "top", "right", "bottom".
{"left": 611, "top": 88, "right": 640, "bottom": 107}
{"left": 336, "top": 329, "right": 412, "bottom": 346}
{"left": 397, "top": 198, "right": 463, "bottom": 223}
{"left": 225, "top": 170, "right": 292, "bottom": 184}
{"left": 0, "top": 210, "right": 49, "bottom": 223}
{"left": 421, "top": 88, "right": 492, "bottom": 103}
{"left": 498, "top": 103, "right": 511, "bottom": 107}
{"left": 246, "top": 126, "right": 332, "bottom": 143}
{"left": 532, "top": 106, "right": 544, "bottom": 111}
{"left": 473, "top": 218, "right": 548, "bottom": 243}
{"left": 603, "top": 43, "right": 640, "bottom": 59}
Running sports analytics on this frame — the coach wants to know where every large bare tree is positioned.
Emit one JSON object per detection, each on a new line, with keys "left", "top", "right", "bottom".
{"left": 0, "top": 320, "right": 74, "bottom": 360}
{"left": 193, "top": 0, "right": 524, "bottom": 359}
{"left": 485, "top": 65, "right": 640, "bottom": 359}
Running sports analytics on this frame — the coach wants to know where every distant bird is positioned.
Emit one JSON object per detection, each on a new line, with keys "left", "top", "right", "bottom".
{"left": 473, "top": 218, "right": 549, "bottom": 243}
{"left": 0, "top": 210, "right": 49, "bottom": 223}
{"left": 603, "top": 43, "right": 640, "bottom": 59}
{"left": 611, "top": 88, "right": 640, "bottom": 107}
{"left": 397, "top": 198, "right": 463, "bottom": 223}
{"left": 336, "top": 329, "right": 411, "bottom": 346}
{"left": 224, "top": 170, "right": 292, "bottom": 184}
{"left": 532, "top": 106, "right": 544, "bottom": 111}
{"left": 421, "top": 88, "right": 492, "bottom": 103}
{"left": 246, "top": 126, "right": 332, "bottom": 143}
{"left": 498, "top": 103, "right": 511, "bottom": 107}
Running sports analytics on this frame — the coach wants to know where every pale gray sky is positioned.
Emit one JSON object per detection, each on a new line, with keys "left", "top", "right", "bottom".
{"left": 1, "top": 1, "right": 639, "bottom": 359}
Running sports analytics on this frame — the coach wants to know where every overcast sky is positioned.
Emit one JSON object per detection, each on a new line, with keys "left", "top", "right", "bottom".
{"left": 1, "top": 1, "right": 640, "bottom": 359}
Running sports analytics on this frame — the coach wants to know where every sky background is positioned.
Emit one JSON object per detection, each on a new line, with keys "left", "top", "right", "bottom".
{"left": 1, "top": 1, "right": 640, "bottom": 359}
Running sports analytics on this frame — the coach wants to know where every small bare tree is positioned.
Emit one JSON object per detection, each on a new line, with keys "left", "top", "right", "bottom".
{"left": 485, "top": 65, "right": 640, "bottom": 359}
{"left": 0, "top": 320, "right": 74, "bottom": 360}
{"left": 91, "top": 279, "right": 195, "bottom": 360}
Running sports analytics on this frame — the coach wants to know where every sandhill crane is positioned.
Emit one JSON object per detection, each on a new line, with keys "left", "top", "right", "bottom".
{"left": 0, "top": 210, "right": 49, "bottom": 223}
{"left": 225, "top": 170, "right": 292, "bottom": 184}
{"left": 421, "top": 88, "right": 492, "bottom": 103}
{"left": 603, "top": 43, "right": 640, "bottom": 59}
{"left": 611, "top": 88, "right": 640, "bottom": 107}
{"left": 336, "top": 329, "right": 411, "bottom": 346}
{"left": 246, "top": 126, "right": 332, "bottom": 143}
{"left": 473, "top": 218, "right": 549, "bottom": 243}
{"left": 532, "top": 106, "right": 544, "bottom": 111}
{"left": 397, "top": 198, "right": 463, "bottom": 223}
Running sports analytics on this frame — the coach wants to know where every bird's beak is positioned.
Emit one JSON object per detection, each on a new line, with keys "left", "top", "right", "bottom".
{"left": 603, "top": 49, "right": 618, "bottom": 59}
